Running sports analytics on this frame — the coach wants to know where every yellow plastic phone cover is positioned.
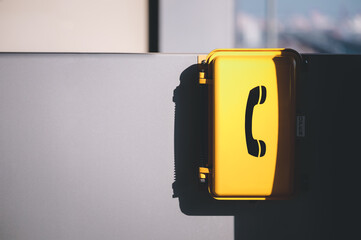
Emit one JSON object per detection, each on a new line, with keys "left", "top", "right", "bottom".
{"left": 205, "top": 49, "right": 299, "bottom": 200}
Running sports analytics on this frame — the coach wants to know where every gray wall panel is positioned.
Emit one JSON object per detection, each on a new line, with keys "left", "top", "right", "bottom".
{"left": 160, "top": 0, "right": 235, "bottom": 53}
{"left": 0, "top": 53, "right": 233, "bottom": 240}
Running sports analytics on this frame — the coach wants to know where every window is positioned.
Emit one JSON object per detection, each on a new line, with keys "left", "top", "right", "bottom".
{"left": 236, "top": 0, "right": 361, "bottom": 53}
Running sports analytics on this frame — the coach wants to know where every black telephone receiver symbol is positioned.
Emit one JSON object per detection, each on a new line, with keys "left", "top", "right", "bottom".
{"left": 245, "top": 86, "right": 267, "bottom": 157}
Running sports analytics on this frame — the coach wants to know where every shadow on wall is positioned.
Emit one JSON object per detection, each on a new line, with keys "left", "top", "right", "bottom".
{"left": 172, "top": 64, "right": 239, "bottom": 215}
{"left": 172, "top": 55, "right": 339, "bottom": 239}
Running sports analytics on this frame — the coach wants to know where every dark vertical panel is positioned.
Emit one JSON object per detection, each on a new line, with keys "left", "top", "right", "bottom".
{"left": 148, "top": 0, "right": 159, "bottom": 52}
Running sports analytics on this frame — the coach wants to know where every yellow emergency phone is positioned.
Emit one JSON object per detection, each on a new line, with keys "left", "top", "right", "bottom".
{"left": 198, "top": 49, "right": 300, "bottom": 200}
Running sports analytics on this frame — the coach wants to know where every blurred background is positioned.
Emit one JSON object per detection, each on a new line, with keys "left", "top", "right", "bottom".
{"left": 236, "top": 0, "right": 361, "bottom": 53}
{"left": 0, "top": 0, "right": 361, "bottom": 53}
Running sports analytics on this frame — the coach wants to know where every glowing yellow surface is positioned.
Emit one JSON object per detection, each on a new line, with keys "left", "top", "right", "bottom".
{"left": 205, "top": 49, "right": 298, "bottom": 200}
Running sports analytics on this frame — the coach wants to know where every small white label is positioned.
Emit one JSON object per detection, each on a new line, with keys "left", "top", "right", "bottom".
{"left": 296, "top": 116, "right": 306, "bottom": 137}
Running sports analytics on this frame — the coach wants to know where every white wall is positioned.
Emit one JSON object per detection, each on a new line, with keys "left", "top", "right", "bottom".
{"left": 0, "top": 0, "right": 148, "bottom": 52}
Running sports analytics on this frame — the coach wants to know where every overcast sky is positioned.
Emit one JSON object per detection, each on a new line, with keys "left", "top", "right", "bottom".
{"left": 236, "top": 0, "right": 361, "bottom": 20}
